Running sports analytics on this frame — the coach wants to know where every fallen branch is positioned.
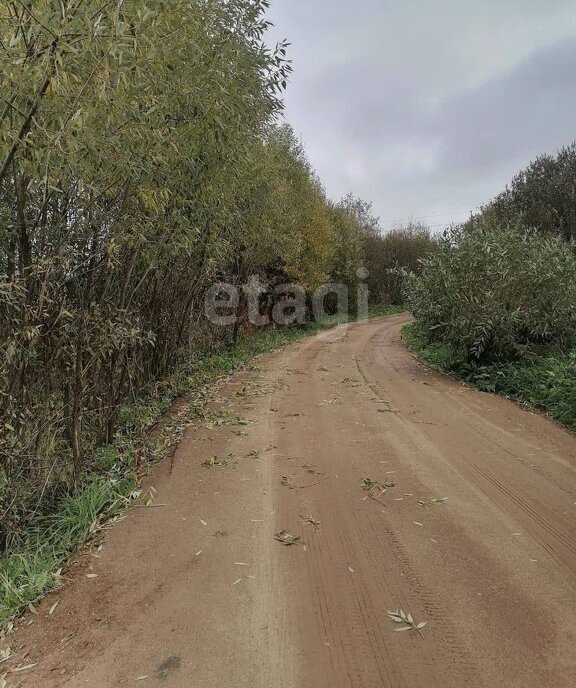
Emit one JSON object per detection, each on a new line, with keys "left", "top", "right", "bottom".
{"left": 298, "top": 475, "right": 330, "bottom": 489}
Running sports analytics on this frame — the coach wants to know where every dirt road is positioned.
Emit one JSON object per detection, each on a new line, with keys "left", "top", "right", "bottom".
{"left": 7, "top": 315, "right": 576, "bottom": 687}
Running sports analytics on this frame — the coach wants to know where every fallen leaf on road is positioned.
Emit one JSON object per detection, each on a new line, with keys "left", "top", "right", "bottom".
{"left": 281, "top": 475, "right": 296, "bottom": 489}
{"left": 202, "top": 453, "right": 235, "bottom": 468}
{"left": 419, "top": 497, "right": 448, "bottom": 507}
{"left": 298, "top": 515, "right": 321, "bottom": 531}
{"left": 274, "top": 530, "right": 301, "bottom": 546}
{"left": 361, "top": 477, "right": 395, "bottom": 503}
{"left": 387, "top": 609, "right": 427, "bottom": 637}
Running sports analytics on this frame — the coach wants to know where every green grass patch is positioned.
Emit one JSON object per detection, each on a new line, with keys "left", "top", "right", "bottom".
{"left": 402, "top": 323, "right": 576, "bottom": 431}
{"left": 0, "top": 480, "right": 129, "bottom": 623}
{"left": 0, "top": 306, "right": 402, "bottom": 627}
{"left": 402, "top": 323, "right": 466, "bottom": 370}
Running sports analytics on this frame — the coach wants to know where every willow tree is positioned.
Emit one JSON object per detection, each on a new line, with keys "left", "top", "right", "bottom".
{"left": 0, "top": 0, "right": 290, "bottom": 544}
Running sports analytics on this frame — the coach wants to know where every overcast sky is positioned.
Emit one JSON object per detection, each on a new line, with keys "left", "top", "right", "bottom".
{"left": 266, "top": 0, "right": 576, "bottom": 231}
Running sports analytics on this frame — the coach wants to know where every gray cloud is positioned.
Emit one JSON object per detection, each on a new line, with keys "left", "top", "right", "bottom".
{"left": 267, "top": 0, "right": 576, "bottom": 229}
{"left": 436, "top": 39, "right": 576, "bottom": 174}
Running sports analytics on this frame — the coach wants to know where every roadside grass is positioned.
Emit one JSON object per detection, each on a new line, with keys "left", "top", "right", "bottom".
{"left": 402, "top": 323, "right": 576, "bottom": 431}
{"left": 0, "top": 306, "right": 403, "bottom": 628}
{"left": 0, "top": 480, "right": 126, "bottom": 624}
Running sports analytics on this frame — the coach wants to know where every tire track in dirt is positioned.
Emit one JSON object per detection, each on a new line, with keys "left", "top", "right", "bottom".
{"left": 267, "top": 321, "right": 484, "bottom": 687}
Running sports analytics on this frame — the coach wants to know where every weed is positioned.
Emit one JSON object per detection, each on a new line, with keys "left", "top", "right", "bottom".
{"left": 0, "top": 480, "right": 125, "bottom": 623}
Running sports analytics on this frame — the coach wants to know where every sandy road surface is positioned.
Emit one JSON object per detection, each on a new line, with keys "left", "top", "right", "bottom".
{"left": 7, "top": 315, "right": 576, "bottom": 687}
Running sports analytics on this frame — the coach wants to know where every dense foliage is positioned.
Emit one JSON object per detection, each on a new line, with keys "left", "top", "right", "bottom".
{"left": 0, "top": 0, "right": 375, "bottom": 550}
{"left": 405, "top": 224, "right": 576, "bottom": 361}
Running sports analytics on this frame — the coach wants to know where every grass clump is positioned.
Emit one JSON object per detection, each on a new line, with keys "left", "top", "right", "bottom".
{"left": 0, "top": 480, "right": 127, "bottom": 623}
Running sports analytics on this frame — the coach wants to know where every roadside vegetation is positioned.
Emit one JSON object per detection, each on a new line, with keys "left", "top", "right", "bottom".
{"left": 403, "top": 325, "right": 576, "bottom": 430}
{"left": 0, "top": 5, "right": 341, "bottom": 551}
{"left": 404, "top": 144, "right": 576, "bottom": 430}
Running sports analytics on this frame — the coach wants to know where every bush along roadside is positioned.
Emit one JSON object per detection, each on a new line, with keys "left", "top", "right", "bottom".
{"left": 0, "top": 307, "right": 402, "bottom": 628}
{"left": 402, "top": 323, "right": 576, "bottom": 432}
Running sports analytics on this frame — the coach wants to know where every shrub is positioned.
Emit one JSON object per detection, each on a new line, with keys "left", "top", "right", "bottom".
{"left": 405, "top": 224, "right": 576, "bottom": 361}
